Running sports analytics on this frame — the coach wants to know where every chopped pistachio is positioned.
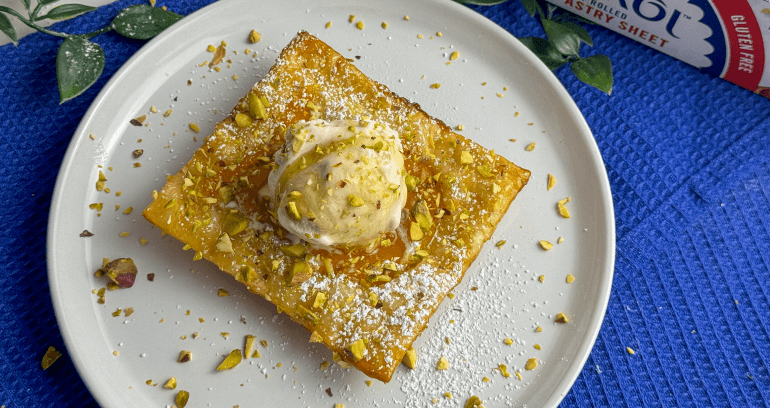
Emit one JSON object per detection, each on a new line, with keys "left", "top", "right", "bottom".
{"left": 223, "top": 213, "right": 249, "bottom": 236}
{"left": 464, "top": 396, "right": 483, "bottom": 408}
{"left": 450, "top": 51, "right": 459, "bottom": 60}
{"left": 477, "top": 164, "right": 494, "bottom": 177}
{"left": 534, "top": 344, "right": 541, "bottom": 350}
{"left": 547, "top": 173, "right": 556, "bottom": 191}
{"left": 235, "top": 112, "right": 252, "bottom": 128}
{"left": 495, "top": 240, "right": 506, "bottom": 249}
{"left": 176, "top": 390, "right": 189, "bottom": 408}
{"left": 218, "top": 289, "right": 229, "bottom": 297}
{"left": 280, "top": 243, "right": 306, "bottom": 258}
{"left": 249, "top": 92, "right": 268, "bottom": 120}
{"left": 348, "top": 339, "right": 366, "bottom": 361}
{"left": 499, "top": 363, "right": 510, "bottom": 378}
{"left": 557, "top": 197, "right": 571, "bottom": 218}
{"left": 405, "top": 174, "right": 419, "bottom": 191}
{"left": 411, "top": 200, "right": 432, "bottom": 230}
{"left": 554, "top": 313, "right": 569, "bottom": 323}
{"left": 249, "top": 29, "right": 261, "bottom": 43}
{"left": 566, "top": 274, "right": 575, "bottom": 283}
{"left": 41, "top": 346, "right": 61, "bottom": 370}
{"left": 409, "top": 222, "right": 424, "bottom": 241}
{"left": 402, "top": 347, "right": 417, "bottom": 369}
{"left": 323, "top": 257, "right": 334, "bottom": 277}
{"left": 216, "top": 233, "right": 234, "bottom": 253}
{"left": 356, "top": 21, "right": 364, "bottom": 30}
{"left": 216, "top": 349, "right": 243, "bottom": 370}
{"left": 504, "top": 338, "right": 513, "bottom": 345}
{"left": 539, "top": 240, "right": 553, "bottom": 250}
{"left": 163, "top": 377, "right": 177, "bottom": 389}
{"left": 430, "top": 83, "right": 441, "bottom": 89}
{"left": 309, "top": 331, "right": 323, "bottom": 343}
{"left": 538, "top": 275, "right": 545, "bottom": 283}
{"left": 287, "top": 201, "right": 301, "bottom": 220}
{"left": 313, "top": 292, "right": 327, "bottom": 308}
{"left": 381, "top": 22, "right": 388, "bottom": 29}
{"left": 189, "top": 123, "right": 200, "bottom": 133}
{"left": 348, "top": 195, "right": 364, "bottom": 207}
{"left": 525, "top": 142, "right": 536, "bottom": 151}
{"left": 436, "top": 356, "right": 449, "bottom": 370}
{"left": 459, "top": 150, "right": 474, "bottom": 164}
{"left": 244, "top": 335, "right": 256, "bottom": 359}
{"left": 296, "top": 304, "right": 319, "bottom": 323}
{"left": 536, "top": 326, "right": 543, "bottom": 332}
{"left": 236, "top": 265, "right": 256, "bottom": 284}
{"left": 178, "top": 350, "right": 192, "bottom": 363}
{"left": 525, "top": 357, "right": 538, "bottom": 370}
{"left": 627, "top": 347, "right": 635, "bottom": 355}
{"left": 103, "top": 258, "right": 137, "bottom": 288}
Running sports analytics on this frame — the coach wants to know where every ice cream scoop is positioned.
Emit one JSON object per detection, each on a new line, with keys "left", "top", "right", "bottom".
{"left": 266, "top": 119, "right": 407, "bottom": 247}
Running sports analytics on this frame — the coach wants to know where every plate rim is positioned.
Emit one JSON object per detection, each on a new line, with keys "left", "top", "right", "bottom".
{"left": 47, "top": 0, "right": 616, "bottom": 406}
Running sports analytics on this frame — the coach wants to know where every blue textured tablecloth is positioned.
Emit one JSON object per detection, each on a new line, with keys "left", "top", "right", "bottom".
{"left": 2, "top": 0, "right": 769, "bottom": 406}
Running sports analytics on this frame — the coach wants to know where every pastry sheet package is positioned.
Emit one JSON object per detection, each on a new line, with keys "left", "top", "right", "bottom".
{"left": 550, "top": 0, "right": 770, "bottom": 98}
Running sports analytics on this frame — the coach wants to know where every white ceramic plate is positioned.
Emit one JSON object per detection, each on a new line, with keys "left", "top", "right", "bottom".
{"left": 48, "top": 0, "right": 615, "bottom": 406}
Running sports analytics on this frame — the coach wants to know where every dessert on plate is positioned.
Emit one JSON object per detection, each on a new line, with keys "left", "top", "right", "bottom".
{"left": 143, "top": 31, "right": 530, "bottom": 382}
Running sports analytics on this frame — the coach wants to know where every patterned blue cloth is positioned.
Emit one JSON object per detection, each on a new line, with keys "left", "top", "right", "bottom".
{"left": 1, "top": 0, "right": 769, "bottom": 406}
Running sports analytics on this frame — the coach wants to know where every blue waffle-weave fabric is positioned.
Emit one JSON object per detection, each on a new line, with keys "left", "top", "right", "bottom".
{"left": 1, "top": 0, "right": 769, "bottom": 406}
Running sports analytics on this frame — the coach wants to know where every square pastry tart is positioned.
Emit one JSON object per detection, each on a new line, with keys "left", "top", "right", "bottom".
{"left": 143, "top": 31, "right": 530, "bottom": 382}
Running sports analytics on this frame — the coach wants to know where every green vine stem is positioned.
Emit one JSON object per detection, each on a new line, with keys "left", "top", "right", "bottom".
{"left": 0, "top": 5, "right": 113, "bottom": 39}
{"left": 0, "top": 6, "right": 67, "bottom": 38}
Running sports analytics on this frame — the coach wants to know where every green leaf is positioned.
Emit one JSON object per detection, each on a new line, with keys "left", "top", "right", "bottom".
{"left": 56, "top": 37, "right": 105, "bottom": 104}
{"left": 38, "top": 0, "right": 64, "bottom": 5}
{"left": 520, "top": 0, "right": 537, "bottom": 16}
{"left": 542, "top": 19, "right": 581, "bottom": 56}
{"left": 561, "top": 21, "right": 593, "bottom": 46}
{"left": 39, "top": 4, "right": 95, "bottom": 20}
{"left": 0, "top": 12, "right": 18, "bottom": 46}
{"left": 570, "top": 55, "right": 613, "bottom": 94}
{"left": 519, "top": 36, "right": 567, "bottom": 70}
{"left": 112, "top": 4, "right": 183, "bottom": 39}
{"left": 19, "top": 0, "right": 31, "bottom": 11}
